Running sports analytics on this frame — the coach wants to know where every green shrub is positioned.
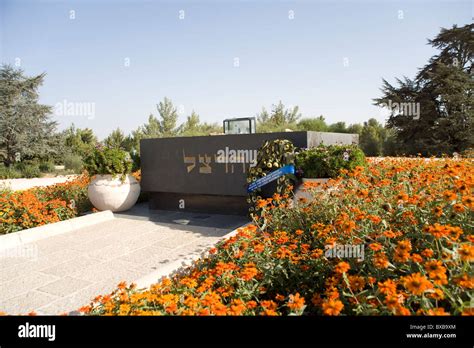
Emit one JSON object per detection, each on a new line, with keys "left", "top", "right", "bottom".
{"left": 18, "top": 164, "right": 41, "bottom": 178}
{"left": 85, "top": 146, "right": 133, "bottom": 180}
{"left": 130, "top": 151, "right": 141, "bottom": 172}
{"left": 39, "top": 161, "right": 55, "bottom": 173}
{"left": 64, "top": 154, "right": 84, "bottom": 173}
{"left": 4, "top": 162, "right": 42, "bottom": 178}
{"left": 296, "top": 144, "right": 366, "bottom": 178}
{"left": 0, "top": 165, "right": 22, "bottom": 179}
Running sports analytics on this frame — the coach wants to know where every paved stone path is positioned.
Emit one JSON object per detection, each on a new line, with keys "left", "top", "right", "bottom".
{"left": 0, "top": 205, "right": 247, "bottom": 315}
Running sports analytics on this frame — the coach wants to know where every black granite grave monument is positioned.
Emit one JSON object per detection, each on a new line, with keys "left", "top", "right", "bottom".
{"left": 140, "top": 131, "right": 357, "bottom": 215}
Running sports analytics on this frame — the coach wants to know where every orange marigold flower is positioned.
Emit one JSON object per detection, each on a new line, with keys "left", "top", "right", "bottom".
{"left": 198, "top": 308, "right": 211, "bottom": 316}
{"left": 325, "top": 285, "right": 340, "bottom": 300}
{"left": 246, "top": 301, "right": 257, "bottom": 309}
{"left": 78, "top": 305, "right": 91, "bottom": 313}
{"left": 240, "top": 263, "right": 259, "bottom": 281}
{"left": 397, "top": 192, "right": 409, "bottom": 201}
{"left": 454, "top": 274, "right": 474, "bottom": 289}
{"left": 385, "top": 294, "right": 404, "bottom": 310}
{"left": 373, "top": 252, "right": 389, "bottom": 269}
{"left": 431, "top": 272, "right": 448, "bottom": 285}
{"left": 397, "top": 240, "right": 412, "bottom": 252}
{"left": 395, "top": 306, "right": 411, "bottom": 316}
{"left": 383, "top": 230, "right": 397, "bottom": 238}
{"left": 442, "top": 190, "right": 457, "bottom": 201}
{"left": 253, "top": 243, "right": 265, "bottom": 253}
{"left": 347, "top": 275, "right": 366, "bottom": 292}
{"left": 424, "top": 260, "right": 446, "bottom": 277}
{"left": 334, "top": 261, "right": 350, "bottom": 274}
{"left": 453, "top": 203, "right": 465, "bottom": 213}
{"left": 229, "top": 299, "right": 246, "bottom": 315}
{"left": 369, "top": 243, "right": 383, "bottom": 251}
{"left": 461, "top": 308, "right": 474, "bottom": 316}
{"left": 311, "top": 248, "right": 323, "bottom": 259}
{"left": 458, "top": 244, "right": 474, "bottom": 262}
{"left": 275, "top": 294, "right": 285, "bottom": 301}
{"left": 411, "top": 253, "right": 423, "bottom": 263}
{"left": 322, "top": 299, "right": 344, "bottom": 316}
{"left": 461, "top": 195, "right": 473, "bottom": 209}
{"left": 287, "top": 293, "right": 305, "bottom": 311}
{"left": 179, "top": 277, "right": 198, "bottom": 289}
{"left": 402, "top": 273, "right": 433, "bottom": 295}
{"left": 432, "top": 206, "right": 443, "bottom": 217}
{"left": 394, "top": 249, "right": 410, "bottom": 263}
{"left": 427, "top": 308, "right": 450, "bottom": 316}
{"left": 427, "top": 288, "right": 445, "bottom": 300}
{"left": 209, "top": 247, "right": 217, "bottom": 254}
{"left": 378, "top": 279, "right": 397, "bottom": 295}
{"left": 184, "top": 296, "right": 200, "bottom": 308}
{"left": 424, "top": 223, "right": 451, "bottom": 239}
{"left": 421, "top": 248, "right": 434, "bottom": 258}
{"left": 261, "top": 308, "right": 278, "bottom": 316}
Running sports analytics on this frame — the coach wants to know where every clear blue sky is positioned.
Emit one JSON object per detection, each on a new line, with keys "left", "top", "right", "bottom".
{"left": 1, "top": 0, "right": 471, "bottom": 139}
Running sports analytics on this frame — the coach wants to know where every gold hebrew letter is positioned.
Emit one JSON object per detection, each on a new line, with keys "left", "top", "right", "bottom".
{"left": 199, "top": 154, "right": 212, "bottom": 174}
{"left": 183, "top": 150, "right": 196, "bottom": 173}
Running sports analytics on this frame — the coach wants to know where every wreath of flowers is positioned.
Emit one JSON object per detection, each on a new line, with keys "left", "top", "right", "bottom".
{"left": 246, "top": 139, "right": 298, "bottom": 218}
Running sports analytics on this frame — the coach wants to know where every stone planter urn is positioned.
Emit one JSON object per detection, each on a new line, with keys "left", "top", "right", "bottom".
{"left": 88, "top": 174, "right": 140, "bottom": 212}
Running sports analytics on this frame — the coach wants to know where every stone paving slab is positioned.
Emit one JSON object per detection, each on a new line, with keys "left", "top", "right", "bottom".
{"left": 0, "top": 204, "right": 248, "bottom": 315}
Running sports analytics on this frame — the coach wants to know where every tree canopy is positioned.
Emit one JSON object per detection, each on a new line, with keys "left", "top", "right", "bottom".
{"left": 374, "top": 23, "right": 473, "bottom": 155}
{"left": 0, "top": 65, "right": 56, "bottom": 166}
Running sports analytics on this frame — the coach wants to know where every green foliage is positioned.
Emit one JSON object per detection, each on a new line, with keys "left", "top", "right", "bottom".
{"left": 104, "top": 128, "right": 126, "bottom": 149}
{"left": 35, "top": 178, "right": 92, "bottom": 216}
{"left": 296, "top": 144, "right": 366, "bottom": 178}
{"left": 358, "top": 118, "right": 392, "bottom": 156}
{"left": 327, "top": 122, "right": 348, "bottom": 133}
{"left": 0, "top": 164, "right": 22, "bottom": 179}
{"left": 85, "top": 146, "right": 133, "bottom": 180}
{"left": 297, "top": 116, "right": 393, "bottom": 157}
{"left": 18, "top": 164, "right": 41, "bottom": 178}
{"left": 297, "top": 116, "right": 328, "bottom": 132}
{"left": 157, "top": 97, "right": 179, "bottom": 136}
{"left": 374, "top": 23, "right": 473, "bottom": 156}
{"left": 0, "top": 161, "right": 53, "bottom": 178}
{"left": 178, "top": 111, "right": 221, "bottom": 136}
{"left": 0, "top": 65, "right": 56, "bottom": 167}
{"left": 64, "top": 153, "right": 84, "bottom": 173}
{"left": 63, "top": 125, "right": 97, "bottom": 158}
{"left": 39, "top": 161, "right": 55, "bottom": 173}
{"left": 256, "top": 101, "right": 301, "bottom": 132}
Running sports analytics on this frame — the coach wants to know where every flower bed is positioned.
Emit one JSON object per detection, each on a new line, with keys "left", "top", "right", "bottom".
{"left": 82, "top": 158, "right": 473, "bottom": 316}
{"left": 0, "top": 175, "right": 91, "bottom": 234}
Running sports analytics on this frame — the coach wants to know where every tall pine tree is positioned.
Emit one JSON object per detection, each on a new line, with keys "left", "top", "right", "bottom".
{"left": 0, "top": 65, "right": 56, "bottom": 166}
{"left": 374, "top": 24, "right": 473, "bottom": 155}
